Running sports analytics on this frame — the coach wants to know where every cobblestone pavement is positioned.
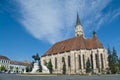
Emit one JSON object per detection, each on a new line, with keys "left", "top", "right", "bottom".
{"left": 0, "top": 74, "right": 120, "bottom": 80}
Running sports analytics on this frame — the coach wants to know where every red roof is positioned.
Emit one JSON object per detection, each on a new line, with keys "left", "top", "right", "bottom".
{"left": 42, "top": 34, "right": 103, "bottom": 57}
{"left": 0, "top": 55, "right": 10, "bottom": 60}
{"left": 10, "top": 61, "right": 31, "bottom": 66}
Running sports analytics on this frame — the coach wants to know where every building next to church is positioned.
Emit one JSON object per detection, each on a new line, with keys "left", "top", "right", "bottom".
{"left": 41, "top": 14, "right": 108, "bottom": 74}
{"left": 0, "top": 55, "right": 31, "bottom": 73}
{"left": 10, "top": 61, "right": 31, "bottom": 73}
{"left": 0, "top": 55, "right": 10, "bottom": 71}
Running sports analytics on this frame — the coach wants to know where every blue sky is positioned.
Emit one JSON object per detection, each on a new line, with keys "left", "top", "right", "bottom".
{"left": 0, "top": 0, "right": 120, "bottom": 61}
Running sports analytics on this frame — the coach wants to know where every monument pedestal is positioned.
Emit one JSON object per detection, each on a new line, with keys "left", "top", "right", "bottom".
{"left": 31, "top": 62, "right": 49, "bottom": 73}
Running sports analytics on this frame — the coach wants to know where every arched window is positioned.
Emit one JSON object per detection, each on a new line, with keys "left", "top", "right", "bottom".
{"left": 62, "top": 57, "right": 65, "bottom": 62}
{"left": 101, "top": 53, "right": 104, "bottom": 68}
{"left": 83, "top": 55, "right": 85, "bottom": 69}
{"left": 55, "top": 58, "right": 57, "bottom": 69}
{"left": 78, "top": 55, "right": 81, "bottom": 69}
{"left": 90, "top": 54, "right": 93, "bottom": 69}
{"left": 95, "top": 54, "right": 99, "bottom": 68}
{"left": 68, "top": 56, "right": 71, "bottom": 67}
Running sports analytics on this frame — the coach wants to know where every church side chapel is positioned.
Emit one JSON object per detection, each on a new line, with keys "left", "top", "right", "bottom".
{"left": 41, "top": 14, "right": 108, "bottom": 74}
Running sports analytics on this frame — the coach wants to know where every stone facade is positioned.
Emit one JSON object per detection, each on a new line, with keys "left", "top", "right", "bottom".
{"left": 41, "top": 49, "right": 108, "bottom": 74}
{"left": 41, "top": 14, "right": 108, "bottom": 74}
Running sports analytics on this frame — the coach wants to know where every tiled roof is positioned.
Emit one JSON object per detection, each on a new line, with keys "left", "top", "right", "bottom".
{"left": 0, "top": 55, "right": 10, "bottom": 60}
{"left": 10, "top": 61, "right": 31, "bottom": 66}
{"left": 42, "top": 34, "right": 103, "bottom": 57}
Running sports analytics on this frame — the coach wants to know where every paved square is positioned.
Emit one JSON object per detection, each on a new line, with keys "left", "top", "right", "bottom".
{"left": 0, "top": 74, "right": 120, "bottom": 80}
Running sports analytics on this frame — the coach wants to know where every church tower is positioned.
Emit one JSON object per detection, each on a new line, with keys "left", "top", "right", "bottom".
{"left": 75, "top": 13, "right": 84, "bottom": 37}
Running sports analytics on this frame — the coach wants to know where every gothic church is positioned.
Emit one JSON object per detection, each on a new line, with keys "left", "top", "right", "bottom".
{"left": 41, "top": 14, "right": 108, "bottom": 74}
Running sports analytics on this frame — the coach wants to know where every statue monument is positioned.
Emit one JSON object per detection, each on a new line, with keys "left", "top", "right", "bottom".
{"left": 31, "top": 62, "right": 49, "bottom": 73}
{"left": 31, "top": 54, "right": 49, "bottom": 73}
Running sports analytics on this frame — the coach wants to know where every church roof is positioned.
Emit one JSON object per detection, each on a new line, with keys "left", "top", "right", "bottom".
{"left": 42, "top": 34, "right": 103, "bottom": 57}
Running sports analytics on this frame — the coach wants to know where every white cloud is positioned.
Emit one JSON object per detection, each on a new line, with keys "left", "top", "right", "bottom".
{"left": 110, "top": 8, "right": 120, "bottom": 22}
{"left": 14, "top": 0, "right": 119, "bottom": 44}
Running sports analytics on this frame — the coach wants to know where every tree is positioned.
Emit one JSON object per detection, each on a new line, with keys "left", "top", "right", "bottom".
{"left": 107, "top": 47, "right": 112, "bottom": 73}
{"left": 108, "top": 47, "right": 119, "bottom": 74}
{"left": 0, "top": 66, "right": 5, "bottom": 71}
{"left": 86, "top": 59, "right": 91, "bottom": 73}
{"left": 47, "top": 59, "right": 53, "bottom": 74}
{"left": 111, "top": 47, "right": 119, "bottom": 74}
{"left": 62, "top": 60, "right": 66, "bottom": 74}
{"left": 118, "top": 58, "right": 120, "bottom": 73}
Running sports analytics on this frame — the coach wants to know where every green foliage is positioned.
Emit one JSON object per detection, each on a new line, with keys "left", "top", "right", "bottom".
{"left": 86, "top": 59, "right": 91, "bottom": 73}
{"left": 118, "top": 58, "right": 120, "bottom": 73}
{"left": 108, "top": 47, "right": 112, "bottom": 67}
{"left": 62, "top": 60, "right": 66, "bottom": 75}
{"left": 47, "top": 59, "right": 53, "bottom": 74}
{"left": 0, "top": 66, "right": 5, "bottom": 71}
{"left": 108, "top": 47, "right": 119, "bottom": 74}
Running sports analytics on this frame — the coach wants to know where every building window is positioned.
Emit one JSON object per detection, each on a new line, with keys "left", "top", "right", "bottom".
{"left": 68, "top": 56, "right": 71, "bottom": 67}
{"left": 90, "top": 54, "right": 93, "bottom": 69}
{"left": 83, "top": 55, "right": 85, "bottom": 69}
{"left": 101, "top": 53, "right": 104, "bottom": 68}
{"left": 78, "top": 55, "right": 81, "bottom": 69}
{"left": 62, "top": 57, "right": 65, "bottom": 62}
{"left": 95, "top": 54, "right": 99, "bottom": 68}
{"left": 55, "top": 58, "right": 57, "bottom": 69}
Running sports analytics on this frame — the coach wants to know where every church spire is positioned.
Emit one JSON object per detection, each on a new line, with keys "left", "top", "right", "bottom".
{"left": 76, "top": 13, "right": 81, "bottom": 26}
{"left": 75, "top": 13, "right": 84, "bottom": 37}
